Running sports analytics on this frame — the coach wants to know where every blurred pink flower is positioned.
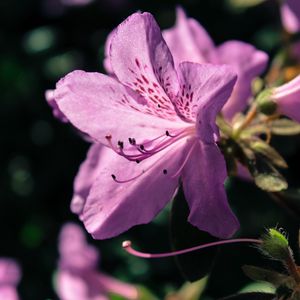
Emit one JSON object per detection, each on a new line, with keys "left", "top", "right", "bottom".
{"left": 0, "top": 258, "right": 21, "bottom": 300}
{"left": 160, "top": 7, "right": 268, "bottom": 120}
{"left": 49, "top": 12, "right": 240, "bottom": 239}
{"left": 56, "top": 223, "right": 138, "bottom": 300}
{"left": 281, "top": 0, "right": 300, "bottom": 33}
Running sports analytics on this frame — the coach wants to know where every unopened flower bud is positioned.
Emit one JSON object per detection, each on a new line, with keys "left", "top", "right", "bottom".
{"left": 256, "top": 89, "right": 278, "bottom": 116}
{"left": 260, "top": 228, "right": 291, "bottom": 261}
{"left": 258, "top": 75, "right": 300, "bottom": 122}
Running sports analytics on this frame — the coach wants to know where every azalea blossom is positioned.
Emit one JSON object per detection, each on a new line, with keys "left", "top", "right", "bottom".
{"left": 48, "top": 12, "right": 240, "bottom": 239}
{"left": 0, "top": 258, "right": 21, "bottom": 300}
{"left": 55, "top": 223, "right": 138, "bottom": 300}
{"left": 258, "top": 74, "right": 300, "bottom": 123}
{"left": 281, "top": 0, "right": 300, "bottom": 33}
{"left": 160, "top": 7, "right": 268, "bottom": 120}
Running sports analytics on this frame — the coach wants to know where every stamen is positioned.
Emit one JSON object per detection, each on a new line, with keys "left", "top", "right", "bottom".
{"left": 112, "top": 171, "right": 145, "bottom": 183}
{"left": 122, "top": 239, "right": 262, "bottom": 259}
{"left": 163, "top": 169, "right": 167, "bottom": 175}
{"left": 105, "top": 127, "right": 195, "bottom": 163}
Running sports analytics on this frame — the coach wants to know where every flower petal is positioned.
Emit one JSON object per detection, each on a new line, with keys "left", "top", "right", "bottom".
{"left": 110, "top": 12, "right": 180, "bottom": 120}
{"left": 0, "top": 287, "right": 19, "bottom": 300}
{"left": 182, "top": 141, "right": 239, "bottom": 239}
{"left": 82, "top": 142, "right": 189, "bottom": 239}
{"left": 97, "top": 273, "right": 138, "bottom": 300}
{"left": 281, "top": 3, "right": 300, "bottom": 33}
{"left": 163, "top": 7, "right": 215, "bottom": 67}
{"left": 285, "top": 0, "right": 300, "bottom": 22}
{"left": 176, "top": 62, "right": 237, "bottom": 143}
{"left": 56, "top": 271, "right": 108, "bottom": 300}
{"left": 59, "top": 223, "right": 99, "bottom": 271}
{"left": 0, "top": 259, "right": 21, "bottom": 286}
{"left": 54, "top": 70, "right": 184, "bottom": 148}
{"left": 45, "top": 89, "right": 68, "bottom": 122}
{"left": 103, "top": 29, "right": 115, "bottom": 74}
{"left": 216, "top": 41, "right": 268, "bottom": 119}
{"left": 71, "top": 144, "right": 105, "bottom": 215}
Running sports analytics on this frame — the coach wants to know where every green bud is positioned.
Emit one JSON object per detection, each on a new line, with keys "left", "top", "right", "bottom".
{"left": 260, "top": 228, "right": 291, "bottom": 261}
{"left": 256, "top": 89, "right": 278, "bottom": 116}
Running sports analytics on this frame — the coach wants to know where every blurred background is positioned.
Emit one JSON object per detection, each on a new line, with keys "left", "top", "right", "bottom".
{"left": 1, "top": 0, "right": 300, "bottom": 299}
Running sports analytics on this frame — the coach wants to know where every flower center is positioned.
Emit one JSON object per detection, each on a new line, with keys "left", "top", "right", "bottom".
{"left": 105, "top": 126, "right": 196, "bottom": 183}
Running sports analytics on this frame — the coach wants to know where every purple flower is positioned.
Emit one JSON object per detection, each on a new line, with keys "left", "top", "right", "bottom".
{"left": 50, "top": 12, "right": 240, "bottom": 239}
{"left": 56, "top": 223, "right": 138, "bottom": 300}
{"left": 0, "top": 259, "right": 21, "bottom": 300}
{"left": 281, "top": 0, "right": 300, "bottom": 33}
{"left": 162, "top": 7, "right": 268, "bottom": 120}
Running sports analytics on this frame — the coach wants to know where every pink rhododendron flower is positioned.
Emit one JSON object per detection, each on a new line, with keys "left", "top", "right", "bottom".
{"left": 49, "top": 12, "right": 240, "bottom": 239}
{"left": 281, "top": 0, "right": 300, "bottom": 33}
{"left": 161, "top": 7, "right": 268, "bottom": 120}
{"left": 0, "top": 258, "right": 21, "bottom": 300}
{"left": 56, "top": 223, "right": 138, "bottom": 300}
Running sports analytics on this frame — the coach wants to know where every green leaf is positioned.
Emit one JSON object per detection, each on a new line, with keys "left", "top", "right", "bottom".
{"left": 250, "top": 140, "right": 288, "bottom": 169}
{"left": 246, "top": 154, "right": 288, "bottom": 192}
{"left": 109, "top": 285, "right": 158, "bottom": 300}
{"left": 254, "top": 172, "right": 288, "bottom": 192}
{"left": 227, "top": 0, "right": 266, "bottom": 8}
{"left": 220, "top": 292, "right": 276, "bottom": 300}
{"left": 134, "top": 286, "right": 158, "bottom": 300}
{"left": 239, "top": 282, "right": 275, "bottom": 294}
{"left": 170, "top": 187, "right": 218, "bottom": 282}
{"left": 271, "top": 119, "right": 300, "bottom": 136}
{"left": 242, "top": 265, "right": 291, "bottom": 288}
{"left": 165, "top": 277, "right": 208, "bottom": 300}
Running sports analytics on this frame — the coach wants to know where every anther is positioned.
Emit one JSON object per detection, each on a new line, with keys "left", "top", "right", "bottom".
{"left": 118, "top": 141, "right": 124, "bottom": 149}
{"left": 166, "top": 130, "right": 170, "bottom": 136}
{"left": 140, "top": 145, "right": 145, "bottom": 151}
{"left": 111, "top": 174, "right": 116, "bottom": 180}
{"left": 163, "top": 169, "right": 168, "bottom": 175}
{"left": 135, "top": 159, "right": 140, "bottom": 164}
{"left": 128, "top": 137, "right": 136, "bottom": 145}
{"left": 105, "top": 134, "right": 112, "bottom": 140}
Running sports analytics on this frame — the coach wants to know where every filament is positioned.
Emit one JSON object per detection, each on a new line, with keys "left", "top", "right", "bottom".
{"left": 105, "top": 127, "right": 194, "bottom": 163}
{"left": 122, "top": 239, "right": 262, "bottom": 259}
